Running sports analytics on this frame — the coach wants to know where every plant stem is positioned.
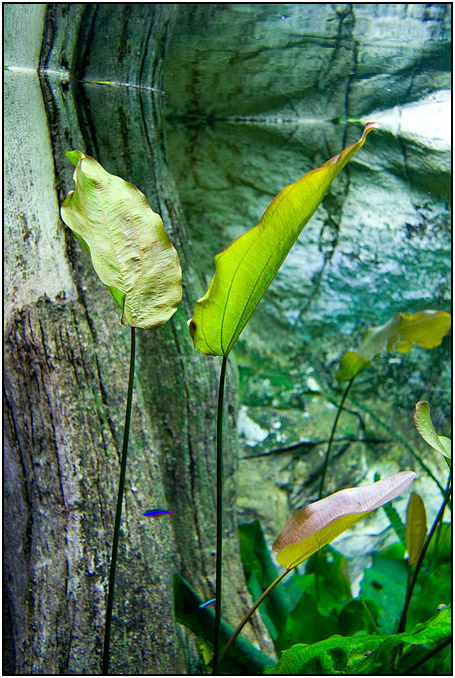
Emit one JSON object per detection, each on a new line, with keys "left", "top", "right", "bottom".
{"left": 401, "top": 637, "right": 451, "bottom": 675}
{"left": 102, "top": 326, "right": 136, "bottom": 675}
{"left": 212, "top": 355, "right": 228, "bottom": 676}
{"left": 218, "top": 568, "right": 291, "bottom": 668}
{"left": 396, "top": 472, "right": 452, "bottom": 634}
{"left": 319, "top": 377, "right": 355, "bottom": 499}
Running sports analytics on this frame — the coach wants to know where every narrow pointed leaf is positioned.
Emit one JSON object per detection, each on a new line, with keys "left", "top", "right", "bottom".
{"left": 414, "top": 401, "right": 451, "bottom": 459}
{"left": 336, "top": 310, "right": 451, "bottom": 381}
{"left": 405, "top": 492, "right": 427, "bottom": 566}
{"left": 273, "top": 471, "right": 416, "bottom": 570}
{"left": 61, "top": 152, "right": 182, "bottom": 329}
{"left": 188, "top": 123, "right": 377, "bottom": 356}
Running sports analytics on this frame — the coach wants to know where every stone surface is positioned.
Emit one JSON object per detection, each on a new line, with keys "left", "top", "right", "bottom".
{"left": 164, "top": 3, "right": 451, "bottom": 556}
{"left": 4, "top": 4, "right": 272, "bottom": 674}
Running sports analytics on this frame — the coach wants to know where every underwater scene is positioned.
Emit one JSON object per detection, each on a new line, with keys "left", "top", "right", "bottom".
{"left": 4, "top": 3, "right": 451, "bottom": 675}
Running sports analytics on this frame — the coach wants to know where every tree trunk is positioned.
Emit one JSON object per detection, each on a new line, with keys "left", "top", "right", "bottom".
{"left": 4, "top": 4, "right": 269, "bottom": 674}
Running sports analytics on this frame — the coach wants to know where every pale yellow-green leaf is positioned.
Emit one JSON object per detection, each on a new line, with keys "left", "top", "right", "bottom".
{"left": 334, "top": 351, "right": 371, "bottom": 381}
{"left": 61, "top": 152, "right": 182, "bottom": 329}
{"left": 189, "top": 123, "right": 377, "bottom": 356}
{"left": 414, "top": 401, "right": 451, "bottom": 460}
{"left": 273, "top": 471, "right": 416, "bottom": 570}
{"left": 336, "top": 310, "right": 451, "bottom": 381}
{"left": 405, "top": 492, "right": 427, "bottom": 566}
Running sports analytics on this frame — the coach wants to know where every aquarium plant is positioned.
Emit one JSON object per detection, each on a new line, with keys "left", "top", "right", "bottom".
{"left": 318, "top": 309, "right": 451, "bottom": 500}
{"left": 188, "top": 122, "right": 378, "bottom": 673}
{"left": 60, "top": 152, "right": 182, "bottom": 673}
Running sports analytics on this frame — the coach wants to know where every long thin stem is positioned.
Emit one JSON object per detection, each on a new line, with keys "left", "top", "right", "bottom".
{"left": 401, "top": 637, "right": 451, "bottom": 675}
{"left": 218, "top": 568, "right": 290, "bottom": 668}
{"left": 212, "top": 355, "right": 228, "bottom": 676}
{"left": 102, "top": 326, "right": 136, "bottom": 675}
{"left": 319, "top": 377, "right": 355, "bottom": 499}
{"left": 396, "top": 472, "right": 452, "bottom": 634}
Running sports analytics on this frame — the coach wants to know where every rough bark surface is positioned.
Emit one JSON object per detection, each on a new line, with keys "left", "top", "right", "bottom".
{"left": 4, "top": 4, "right": 270, "bottom": 674}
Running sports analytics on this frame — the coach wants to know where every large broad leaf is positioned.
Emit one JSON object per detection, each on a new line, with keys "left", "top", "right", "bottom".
{"left": 61, "top": 151, "right": 182, "bottom": 329}
{"left": 273, "top": 472, "right": 416, "bottom": 570}
{"left": 405, "top": 492, "right": 427, "bottom": 567}
{"left": 414, "top": 401, "right": 451, "bottom": 460}
{"left": 360, "top": 552, "right": 409, "bottom": 635}
{"left": 264, "top": 605, "right": 451, "bottom": 675}
{"left": 188, "top": 123, "right": 377, "bottom": 356}
{"left": 335, "top": 310, "right": 451, "bottom": 381}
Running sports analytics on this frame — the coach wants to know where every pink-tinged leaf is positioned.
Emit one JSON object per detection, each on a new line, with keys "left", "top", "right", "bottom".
{"left": 405, "top": 492, "right": 427, "bottom": 566}
{"left": 273, "top": 471, "right": 416, "bottom": 570}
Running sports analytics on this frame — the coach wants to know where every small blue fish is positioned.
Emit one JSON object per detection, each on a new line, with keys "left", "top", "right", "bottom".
{"left": 199, "top": 598, "right": 216, "bottom": 610}
{"left": 143, "top": 510, "right": 172, "bottom": 517}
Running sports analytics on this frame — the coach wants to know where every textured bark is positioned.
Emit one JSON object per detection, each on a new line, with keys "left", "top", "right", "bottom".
{"left": 4, "top": 4, "right": 270, "bottom": 674}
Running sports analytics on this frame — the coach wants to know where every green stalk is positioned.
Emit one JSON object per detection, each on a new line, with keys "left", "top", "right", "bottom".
{"left": 213, "top": 355, "right": 228, "bottom": 676}
{"left": 218, "top": 568, "right": 290, "bottom": 668}
{"left": 401, "top": 637, "right": 451, "bottom": 675}
{"left": 319, "top": 377, "right": 355, "bottom": 499}
{"left": 396, "top": 471, "right": 452, "bottom": 634}
{"left": 102, "top": 326, "right": 136, "bottom": 674}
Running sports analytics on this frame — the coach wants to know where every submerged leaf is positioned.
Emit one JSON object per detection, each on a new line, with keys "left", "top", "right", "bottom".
{"left": 336, "top": 310, "right": 451, "bottom": 381}
{"left": 61, "top": 152, "right": 182, "bottom": 329}
{"left": 405, "top": 492, "right": 427, "bottom": 566}
{"left": 273, "top": 472, "right": 416, "bottom": 570}
{"left": 414, "top": 401, "right": 451, "bottom": 460}
{"left": 189, "top": 123, "right": 377, "bottom": 356}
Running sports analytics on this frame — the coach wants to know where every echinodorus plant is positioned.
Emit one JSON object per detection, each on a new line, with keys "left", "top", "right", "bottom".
{"left": 61, "top": 151, "right": 182, "bottom": 673}
{"left": 188, "top": 123, "right": 377, "bottom": 673}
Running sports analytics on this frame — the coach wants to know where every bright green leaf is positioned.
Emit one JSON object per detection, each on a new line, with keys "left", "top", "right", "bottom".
{"left": 265, "top": 606, "right": 451, "bottom": 675}
{"left": 188, "top": 123, "right": 377, "bottom": 356}
{"left": 382, "top": 501, "right": 406, "bottom": 547}
{"left": 273, "top": 472, "right": 416, "bottom": 570}
{"left": 61, "top": 152, "right": 182, "bottom": 329}
{"left": 405, "top": 492, "right": 427, "bottom": 567}
{"left": 336, "top": 310, "right": 451, "bottom": 381}
{"left": 414, "top": 401, "right": 451, "bottom": 460}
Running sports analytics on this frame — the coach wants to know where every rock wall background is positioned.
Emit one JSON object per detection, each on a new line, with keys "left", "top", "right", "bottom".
{"left": 164, "top": 3, "right": 451, "bottom": 561}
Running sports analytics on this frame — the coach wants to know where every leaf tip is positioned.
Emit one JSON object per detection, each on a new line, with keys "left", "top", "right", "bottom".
{"left": 65, "top": 150, "right": 85, "bottom": 167}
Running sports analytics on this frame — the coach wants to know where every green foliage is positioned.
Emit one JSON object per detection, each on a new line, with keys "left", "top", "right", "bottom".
{"left": 382, "top": 502, "right": 406, "bottom": 547}
{"left": 414, "top": 400, "right": 451, "bottom": 464}
{"left": 264, "top": 606, "right": 451, "bottom": 674}
{"left": 360, "top": 551, "right": 408, "bottom": 634}
{"left": 189, "top": 123, "right": 377, "bottom": 357}
{"left": 337, "top": 599, "right": 380, "bottom": 636}
{"left": 173, "top": 574, "right": 274, "bottom": 675}
{"left": 405, "top": 493, "right": 427, "bottom": 566}
{"left": 61, "top": 151, "right": 182, "bottom": 329}
{"left": 239, "top": 521, "right": 291, "bottom": 640}
{"left": 335, "top": 310, "right": 451, "bottom": 381}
